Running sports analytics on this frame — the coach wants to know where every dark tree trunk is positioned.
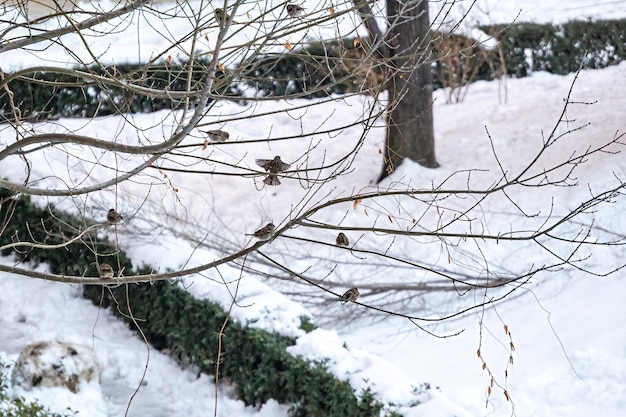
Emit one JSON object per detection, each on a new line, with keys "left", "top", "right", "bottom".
{"left": 378, "top": 0, "right": 438, "bottom": 182}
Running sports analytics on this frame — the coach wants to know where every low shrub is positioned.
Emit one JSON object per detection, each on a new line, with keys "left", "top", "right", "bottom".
{"left": 0, "top": 189, "right": 397, "bottom": 417}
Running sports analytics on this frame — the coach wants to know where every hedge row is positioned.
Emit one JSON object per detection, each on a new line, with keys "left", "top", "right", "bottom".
{"left": 2, "top": 18, "right": 622, "bottom": 121}
{"left": 0, "top": 63, "right": 238, "bottom": 122}
{"left": 0, "top": 189, "right": 402, "bottom": 417}
{"left": 480, "top": 19, "right": 626, "bottom": 77}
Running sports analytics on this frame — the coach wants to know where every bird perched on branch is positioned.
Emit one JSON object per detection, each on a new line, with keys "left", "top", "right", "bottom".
{"left": 256, "top": 156, "right": 291, "bottom": 173}
{"left": 107, "top": 208, "right": 123, "bottom": 224}
{"left": 214, "top": 8, "right": 229, "bottom": 25}
{"left": 214, "top": 8, "right": 240, "bottom": 25}
{"left": 97, "top": 263, "right": 115, "bottom": 279}
{"left": 204, "top": 129, "right": 230, "bottom": 142}
{"left": 336, "top": 232, "right": 349, "bottom": 247}
{"left": 339, "top": 287, "right": 359, "bottom": 304}
{"left": 246, "top": 223, "right": 275, "bottom": 241}
{"left": 286, "top": 4, "right": 305, "bottom": 18}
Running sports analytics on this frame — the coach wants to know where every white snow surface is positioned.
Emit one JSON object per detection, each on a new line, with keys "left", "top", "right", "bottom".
{"left": 1, "top": 1, "right": 626, "bottom": 417}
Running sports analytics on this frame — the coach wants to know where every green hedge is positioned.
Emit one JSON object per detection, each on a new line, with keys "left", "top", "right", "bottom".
{"left": 237, "top": 38, "right": 356, "bottom": 98}
{"left": 0, "top": 62, "right": 240, "bottom": 122}
{"left": 0, "top": 189, "right": 404, "bottom": 417}
{"left": 3, "top": 18, "right": 623, "bottom": 120}
{"left": 480, "top": 19, "right": 626, "bottom": 77}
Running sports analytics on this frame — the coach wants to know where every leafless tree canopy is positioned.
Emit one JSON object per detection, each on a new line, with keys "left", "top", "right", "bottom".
{"left": 0, "top": 0, "right": 625, "bottom": 326}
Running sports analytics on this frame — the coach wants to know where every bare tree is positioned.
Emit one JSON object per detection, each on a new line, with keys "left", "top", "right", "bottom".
{"left": 0, "top": 0, "right": 624, "bottom": 330}
{"left": 350, "top": 0, "right": 438, "bottom": 180}
{"left": 383, "top": 0, "right": 438, "bottom": 179}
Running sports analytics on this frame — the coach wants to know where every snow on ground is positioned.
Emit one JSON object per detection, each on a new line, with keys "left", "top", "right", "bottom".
{"left": 1, "top": 1, "right": 626, "bottom": 417}
{"left": 0, "top": 264, "right": 291, "bottom": 417}
{"left": 1, "top": 62, "right": 623, "bottom": 416}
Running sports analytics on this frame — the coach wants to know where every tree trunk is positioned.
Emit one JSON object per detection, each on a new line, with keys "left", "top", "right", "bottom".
{"left": 378, "top": 0, "right": 438, "bottom": 182}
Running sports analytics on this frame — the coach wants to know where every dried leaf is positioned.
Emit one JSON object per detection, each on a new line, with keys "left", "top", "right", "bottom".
{"left": 503, "top": 390, "right": 510, "bottom": 401}
{"left": 202, "top": 139, "right": 209, "bottom": 150}
{"left": 509, "top": 355, "right": 514, "bottom": 365}
{"left": 503, "top": 324, "right": 509, "bottom": 334}
{"left": 218, "top": 63, "right": 226, "bottom": 72}
{"left": 378, "top": 148, "right": 382, "bottom": 154}
{"left": 329, "top": 6, "right": 335, "bottom": 14}
{"left": 247, "top": 12, "right": 251, "bottom": 19}
{"left": 482, "top": 362, "right": 486, "bottom": 370}
{"left": 166, "top": 55, "right": 173, "bottom": 66}
{"left": 476, "top": 349, "right": 481, "bottom": 358}
{"left": 285, "top": 41, "right": 292, "bottom": 51}
{"left": 487, "top": 386, "right": 492, "bottom": 395}
{"left": 510, "top": 341, "right": 515, "bottom": 351}
{"left": 173, "top": 188, "right": 179, "bottom": 193}
{"left": 353, "top": 199, "right": 362, "bottom": 210}
{"left": 353, "top": 36, "right": 361, "bottom": 47}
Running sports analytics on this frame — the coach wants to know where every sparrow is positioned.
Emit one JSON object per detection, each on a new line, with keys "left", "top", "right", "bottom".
{"left": 107, "top": 208, "right": 123, "bottom": 224}
{"left": 246, "top": 223, "right": 275, "bottom": 241}
{"left": 204, "top": 129, "right": 230, "bottom": 142}
{"left": 286, "top": 4, "right": 305, "bottom": 18}
{"left": 214, "top": 8, "right": 235, "bottom": 25}
{"left": 263, "top": 174, "right": 282, "bottom": 186}
{"left": 336, "top": 232, "right": 349, "bottom": 247}
{"left": 97, "top": 263, "right": 115, "bottom": 279}
{"left": 256, "top": 156, "right": 291, "bottom": 174}
{"left": 339, "top": 287, "right": 360, "bottom": 304}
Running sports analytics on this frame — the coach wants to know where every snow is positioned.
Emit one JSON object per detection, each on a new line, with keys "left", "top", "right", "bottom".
{"left": 1, "top": 1, "right": 626, "bottom": 417}
{"left": 0, "top": 265, "right": 291, "bottom": 417}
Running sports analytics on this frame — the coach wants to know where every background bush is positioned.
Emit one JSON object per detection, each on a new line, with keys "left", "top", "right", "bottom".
{"left": 480, "top": 19, "right": 626, "bottom": 77}
{"left": 0, "top": 62, "right": 240, "bottom": 122}
{"left": 0, "top": 189, "right": 405, "bottom": 417}
{"left": 2, "top": 18, "right": 624, "bottom": 120}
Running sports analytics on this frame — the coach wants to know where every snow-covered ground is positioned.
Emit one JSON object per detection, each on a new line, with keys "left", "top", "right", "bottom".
{"left": 0, "top": 265, "right": 291, "bottom": 417}
{"left": 1, "top": 1, "right": 625, "bottom": 417}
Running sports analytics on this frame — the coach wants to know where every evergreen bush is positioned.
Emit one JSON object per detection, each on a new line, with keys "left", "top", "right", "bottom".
{"left": 0, "top": 61, "right": 241, "bottom": 122}
{"left": 2, "top": 18, "right": 624, "bottom": 119}
{"left": 0, "top": 189, "right": 403, "bottom": 417}
{"left": 480, "top": 19, "right": 626, "bottom": 77}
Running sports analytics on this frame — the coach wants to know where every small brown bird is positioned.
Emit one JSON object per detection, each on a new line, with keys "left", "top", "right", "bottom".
{"left": 107, "top": 208, "right": 123, "bottom": 224}
{"left": 246, "top": 223, "right": 275, "bottom": 241}
{"left": 204, "top": 129, "right": 230, "bottom": 142}
{"left": 336, "top": 232, "right": 349, "bottom": 247}
{"left": 339, "top": 287, "right": 360, "bottom": 304}
{"left": 263, "top": 174, "right": 282, "bottom": 186}
{"left": 214, "top": 8, "right": 230, "bottom": 25}
{"left": 286, "top": 4, "right": 305, "bottom": 18}
{"left": 97, "top": 263, "right": 115, "bottom": 279}
{"left": 256, "top": 156, "right": 291, "bottom": 173}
